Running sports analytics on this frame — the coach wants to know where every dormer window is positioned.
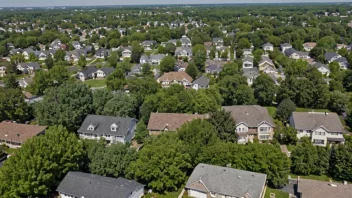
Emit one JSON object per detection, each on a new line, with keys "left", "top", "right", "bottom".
{"left": 111, "top": 123, "right": 117, "bottom": 131}
{"left": 88, "top": 124, "right": 95, "bottom": 131}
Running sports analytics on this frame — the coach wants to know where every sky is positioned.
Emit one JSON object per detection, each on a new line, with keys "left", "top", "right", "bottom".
{"left": 0, "top": 0, "right": 349, "bottom": 7}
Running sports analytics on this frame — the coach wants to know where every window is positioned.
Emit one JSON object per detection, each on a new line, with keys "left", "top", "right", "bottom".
{"left": 299, "top": 130, "right": 303, "bottom": 133}
{"left": 315, "top": 132, "right": 326, "bottom": 136}
{"left": 259, "top": 135, "right": 271, "bottom": 140}
{"left": 260, "top": 127, "right": 270, "bottom": 132}
{"left": 111, "top": 123, "right": 117, "bottom": 131}
{"left": 238, "top": 128, "right": 242, "bottom": 132}
{"left": 87, "top": 125, "right": 94, "bottom": 131}
{"left": 313, "top": 139, "right": 325, "bottom": 145}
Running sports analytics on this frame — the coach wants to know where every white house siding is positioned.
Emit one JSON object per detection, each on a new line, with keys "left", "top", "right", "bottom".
{"left": 296, "top": 130, "right": 311, "bottom": 139}
{"left": 192, "top": 84, "right": 199, "bottom": 91}
{"left": 257, "top": 123, "right": 273, "bottom": 141}
{"left": 59, "top": 193, "right": 74, "bottom": 198}
{"left": 188, "top": 189, "right": 207, "bottom": 198}
{"left": 311, "top": 127, "right": 329, "bottom": 146}
{"left": 130, "top": 187, "right": 144, "bottom": 198}
{"left": 318, "top": 67, "right": 330, "bottom": 76}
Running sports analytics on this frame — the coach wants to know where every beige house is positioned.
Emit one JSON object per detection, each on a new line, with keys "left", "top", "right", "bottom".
{"left": 303, "top": 42, "right": 317, "bottom": 52}
{"left": 289, "top": 112, "right": 345, "bottom": 147}
{"left": 223, "top": 105, "right": 275, "bottom": 143}
{"left": 157, "top": 71, "right": 193, "bottom": 88}
{"left": 147, "top": 113, "right": 206, "bottom": 135}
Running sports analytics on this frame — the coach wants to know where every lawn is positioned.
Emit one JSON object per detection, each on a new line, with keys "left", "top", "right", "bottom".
{"left": 265, "top": 107, "right": 330, "bottom": 119}
{"left": 83, "top": 79, "right": 106, "bottom": 88}
{"left": 264, "top": 187, "right": 289, "bottom": 198}
{"left": 289, "top": 173, "right": 332, "bottom": 182}
{"left": 266, "top": 107, "right": 277, "bottom": 118}
{"left": 143, "top": 186, "right": 191, "bottom": 198}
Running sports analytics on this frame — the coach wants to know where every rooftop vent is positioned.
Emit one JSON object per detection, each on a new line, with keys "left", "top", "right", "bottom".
{"left": 237, "top": 176, "right": 241, "bottom": 179}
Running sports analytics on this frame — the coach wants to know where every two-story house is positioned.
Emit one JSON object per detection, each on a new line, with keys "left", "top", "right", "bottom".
{"left": 280, "top": 43, "right": 292, "bottom": 53}
{"left": 157, "top": 71, "right": 193, "bottom": 88}
{"left": 312, "top": 62, "right": 330, "bottom": 76}
{"left": 180, "top": 35, "right": 191, "bottom": 47}
{"left": 192, "top": 75, "right": 210, "bottom": 91}
{"left": 185, "top": 163, "right": 267, "bottom": 198}
{"left": 223, "top": 105, "right": 275, "bottom": 143}
{"left": 175, "top": 47, "right": 192, "bottom": 58}
{"left": 140, "top": 54, "right": 165, "bottom": 65}
{"left": 17, "top": 62, "right": 41, "bottom": 74}
{"left": 77, "top": 115, "right": 137, "bottom": 144}
{"left": 72, "top": 41, "right": 82, "bottom": 49}
{"left": 212, "top": 37, "right": 224, "bottom": 48}
{"left": 262, "top": 42, "right": 274, "bottom": 51}
{"left": 289, "top": 112, "right": 345, "bottom": 147}
{"left": 120, "top": 46, "right": 132, "bottom": 61}
{"left": 242, "top": 56, "right": 254, "bottom": 68}
{"left": 258, "top": 56, "right": 276, "bottom": 72}
{"left": 325, "top": 52, "right": 341, "bottom": 63}
{"left": 77, "top": 66, "right": 113, "bottom": 81}
{"left": 141, "top": 40, "right": 156, "bottom": 51}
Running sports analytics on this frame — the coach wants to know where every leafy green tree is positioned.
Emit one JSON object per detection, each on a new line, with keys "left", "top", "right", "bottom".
{"left": 10, "top": 54, "right": 25, "bottom": 66}
{"left": 208, "top": 109, "right": 237, "bottom": 142}
{"left": 127, "top": 77, "right": 160, "bottom": 107}
{"left": 134, "top": 121, "right": 149, "bottom": 144}
{"left": 238, "top": 38, "right": 251, "bottom": 49}
{"left": 317, "top": 36, "right": 336, "bottom": 50}
{"left": 274, "top": 121, "right": 298, "bottom": 145}
{"left": 160, "top": 56, "right": 176, "bottom": 73}
{"left": 0, "top": 88, "right": 31, "bottom": 122}
{"left": 108, "top": 51, "right": 118, "bottom": 67}
{"left": 192, "top": 44, "right": 207, "bottom": 71}
{"left": 28, "top": 52, "right": 38, "bottom": 62}
{"left": 252, "top": 74, "right": 276, "bottom": 106}
{"left": 93, "top": 89, "right": 114, "bottom": 115}
{"left": 165, "top": 43, "right": 176, "bottom": 55}
{"left": 88, "top": 142, "right": 137, "bottom": 178}
{"left": 106, "top": 68, "right": 125, "bottom": 91}
{"left": 185, "top": 62, "right": 199, "bottom": 79}
{"left": 343, "top": 70, "right": 352, "bottom": 92}
{"left": 127, "top": 134, "right": 192, "bottom": 192}
{"left": 218, "top": 74, "right": 249, "bottom": 105}
{"left": 0, "top": 126, "right": 84, "bottom": 197}
{"left": 329, "top": 144, "right": 352, "bottom": 181}
{"left": 276, "top": 98, "right": 296, "bottom": 122}
{"left": 218, "top": 62, "right": 240, "bottom": 79}
{"left": 54, "top": 49, "right": 66, "bottom": 61}
{"left": 102, "top": 92, "right": 137, "bottom": 118}
{"left": 142, "top": 63, "right": 153, "bottom": 76}
{"left": 45, "top": 56, "right": 54, "bottom": 70}
{"left": 4, "top": 73, "right": 19, "bottom": 89}
{"left": 178, "top": 119, "right": 219, "bottom": 165}
{"left": 328, "top": 91, "right": 349, "bottom": 114}
{"left": 131, "top": 41, "right": 144, "bottom": 63}
{"left": 329, "top": 62, "right": 340, "bottom": 75}
{"left": 35, "top": 83, "right": 93, "bottom": 131}
{"left": 193, "top": 89, "right": 219, "bottom": 114}
{"left": 78, "top": 55, "right": 87, "bottom": 68}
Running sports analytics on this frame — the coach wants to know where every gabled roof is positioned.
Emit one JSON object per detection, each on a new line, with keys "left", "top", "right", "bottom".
{"left": 56, "top": 172, "right": 144, "bottom": 198}
{"left": 313, "top": 62, "right": 330, "bottom": 71}
{"left": 147, "top": 113, "right": 206, "bottom": 131}
{"left": 77, "top": 115, "right": 137, "bottom": 137}
{"left": 175, "top": 47, "right": 192, "bottom": 55}
{"left": 180, "top": 35, "right": 191, "bottom": 43}
{"left": 186, "top": 163, "right": 267, "bottom": 198}
{"left": 223, "top": 105, "right": 275, "bottom": 127}
{"left": 158, "top": 71, "right": 193, "bottom": 82}
{"left": 303, "top": 42, "right": 317, "bottom": 48}
{"left": 98, "top": 67, "right": 114, "bottom": 76}
{"left": 150, "top": 54, "right": 165, "bottom": 60}
{"left": 285, "top": 48, "right": 297, "bottom": 56}
{"left": 258, "top": 56, "right": 274, "bottom": 66}
{"left": 325, "top": 52, "right": 340, "bottom": 61}
{"left": 79, "top": 66, "right": 98, "bottom": 78}
{"left": 0, "top": 121, "right": 47, "bottom": 144}
{"left": 335, "top": 57, "right": 348, "bottom": 63}
{"left": 193, "top": 75, "right": 210, "bottom": 87}
{"left": 262, "top": 42, "right": 273, "bottom": 47}
{"left": 290, "top": 112, "right": 344, "bottom": 133}
{"left": 280, "top": 43, "right": 292, "bottom": 48}
{"left": 243, "top": 67, "right": 259, "bottom": 78}
{"left": 212, "top": 37, "right": 223, "bottom": 43}
{"left": 242, "top": 56, "right": 253, "bottom": 63}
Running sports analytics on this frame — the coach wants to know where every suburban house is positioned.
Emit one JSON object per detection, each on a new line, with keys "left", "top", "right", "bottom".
{"left": 180, "top": 35, "right": 192, "bottom": 47}
{"left": 120, "top": 46, "right": 132, "bottom": 60}
{"left": 335, "top": 57, "right": 349, "bottom": 70}
{"left": 289, "top": 112, "right": 345, "bottom": 147}
{"left": 0, "top": 121, "right": 47, "bottom": 148}
{"left": 243, "top": 48, "right": 253, "bottom": 56}
{"left": 72, "top": 41, "right": 82, "bottom": 49}
{"left": 175, "top": 47, "right": 192, "bottom": 58}
{"left": 192, "top": 75, "right": 210, "bottom": 90}
{"left": 175, "top": 61, "right": 189, "bottom": 72}
{"left": 312, "top": 62, "right": 330, "bottom": 76}
{"left": 336, "top": 44, "right": 347, "bottom": 50}
{"left": 147, "top": 113, "right": 206, "bottom": 135}
{"left": 212, "top": 37, "right": 224, "bottom": 47}
{"left": 18, "top": 78, "right": 33, "bottom": 88}
{"left": 65, "top": 49, "right": 87, "bottom": 62}
{"left": 262, "top": 42, "right": 274, "bottom": 51}
{"left": 205, "top": 64, "right": 222, "bottom": 75}
{"left": 0, "top": 66, "right": 6, "bottom": 77}
{"left": 77, "top": 66, "right": 98, "bottom": 81}
{"left": 77, "top": 115, "right": 137, "bottom": 144}
{"left": 57, "top": 172, "right": 144, "bottom": 198}
{"left": 325, "top": 52, "right": 341, "bottom": 63}
{"left": 242, "top": 56, "right": 254, "bottom": 68}
{"left": 157, "top": 71, "right": 193, "bottom": 88}
{"left": 95, "top": 67, "right": 114, "bottom": 79}
{"left": 296, "top": 178, "right": 352, "bottom": 198}
{"left": 280, "top": 43, "right": 292, "bottom": 53}
{"left": 140, "top": 54, "right": 165, "bottom": 65}
{"left": 17, "top": 62, "right": 40, "bottom": 74}
{"left": 38, "top": 50, "right": 55, "bottom": 60}
{"left": 95, "top": 48, "right": 110, "bottom": 58}
{"left": 50, "top": 39, "right": 63, "bottom": 50}
{"left": 303, "top": 42, "right": 317, "bottom": 51}
{"left": 258, "top": 56, "right": 275, "bottom": 72}
{"left": 285, "top": 48, "right": 310, "bottom": 59}
{"left": 223, "top": 105, "right": 275, "bottom": 143}
{"left": 141, "top": 40, "right": 156, "bottom": 51}
{"left": 185, "top": 163, "right": 267, "bottom": 198}
{"left": 22, "top": 48, "right": 35, "bottom": 59}
{"left": 243, "top": 67, "right": 259, "bottom": 86}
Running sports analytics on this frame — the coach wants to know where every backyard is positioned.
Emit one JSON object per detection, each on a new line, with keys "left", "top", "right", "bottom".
{"left": 83, "top": 79, "right": 106, "bottom": 88}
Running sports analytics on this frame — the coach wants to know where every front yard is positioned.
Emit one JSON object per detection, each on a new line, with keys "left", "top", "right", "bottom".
{"left": 264, "top": 187, "right": 289, "bottom": 198}
{"left": 265, "top": 107, "right": 330, "bottom": 119}
{"left": 83, "top": 79, "right": 106, "bottom": 88}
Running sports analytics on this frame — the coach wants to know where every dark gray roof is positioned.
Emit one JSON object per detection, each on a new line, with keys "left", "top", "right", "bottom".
{"left": 290, "top": 112, "right": 344, "bottom": 133}
{"left": 56, "top": 172, "right": 144, "bottom": 198}
{"left": 213, "top": 37, "right": 223, "bottom": 43}
{"left": 335, "top": 57, "right": 348, "bottom": 63}
{"left": 150, "top": 54, "right": 165, "bottom": 60}
{"left": 280, "top": 43, "right": 292, "bottom": 48}
{"left": 243, "top": 67, "right": 259, "bottom": 78}
{"left": 313, "top": 62, "right": 329, "bottom": 70}
{"left": 99, "top": 67, "right": 114, "bottom": 76}
{"left": 186, "top": 163, "right": 267, "bottom": 198}
{"left": 27, "top": 62, "right": 40, "bottom": 70}
{"left": 206, "top": 65, "right": 222, "bottom": 73}
{"left": 79, "top": 66, "right": 98, "bottom": 78}
{"left": 284, "top": 48, "right": 297, "bottom": 56}
{"left": 243, "top": 56, "right": 253, "bottom": 63}
{"left": 262, "top": 42, "right": 273, "bottom": 47}
{"left": 223, "top": 105, "right": 275, "bottom": 127}
{"left": 193, "top": 76, "right": 210, "bottom": 87}
{"left": 77, "top": 114, "right": 137, "bottom": 137}
{"left": 72, "top": 41, "right": 80, "bottom": 46}
{"left": 258, "top": 56, "right": 274, "bottom": 66}
{"left": 325, "top": 52, "right": 339, "bottom": 62}
{"left": 296, "top": 51, "right": 309, "bottom": 57}
{"left": 180, "top": 36, "right": 191, "bottom": 43}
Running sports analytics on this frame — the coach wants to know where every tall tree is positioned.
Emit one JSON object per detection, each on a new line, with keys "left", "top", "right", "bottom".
{"left": 131, "top": 41, "right": 144, "bottom": 63}
{"left": 185, "top": 62, "right": 199, "bottom": 79}
{"left": 4, "top": 73, "right": 19, "bottom": 89}
{"left": 102, "top": 92, "right": 137, "bottom": 118}
{"left": 0, "top": 126, "right": 84, "bottom": 197}
{"left": 160, "top": 56, "right": 176, "bottom": 73}
{"left": 252, "top": 74, "right": 277, "bottom": 106}
{"left": 276, "top": 98, "right": 296, "bottom": 122}
{"left": 93, "top": 89, "right": 114, "bottom": 115}
{"left": 208, "top": 109, "right": 237, "bottom": 143}
{"left": 0, "top": 88, "right": 31, "bottom": 122}
{"left": 106, "top": 68, "right": 126, "bottom": 91}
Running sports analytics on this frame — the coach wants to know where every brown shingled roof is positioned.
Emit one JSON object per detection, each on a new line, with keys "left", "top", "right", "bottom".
{"left": 157, "top": 71, "right": 193, "bottom": 83}
{"left": 0, "top": 121, "right": 47, "bottom": 144}
{"left": 147, "top": 113, "right": 206, "bottom": 131}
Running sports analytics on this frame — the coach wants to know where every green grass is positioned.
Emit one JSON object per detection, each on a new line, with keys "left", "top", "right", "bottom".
{"left": 143, "top": 186, "right": 191, "bottom": 198}
{"left": 266, "top": 107, "right": 277, "bottom": 118}
{"left": 264, "top": 187, "right": 289, "bottom": 198}
{"left": 265, "top": 107, "right": 330, "bottom": 119}
{"left": 83, "top": 79, "right": 106, "bottom": 87}
{"left": 289, "top": 173, "right": 332, "bottom": 182}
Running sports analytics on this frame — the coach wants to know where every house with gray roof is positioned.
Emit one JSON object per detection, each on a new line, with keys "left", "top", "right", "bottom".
{"left": 141, "top": 40, "right": 156, "bottom": 51}
{"left": 17, "top": 62, "right": 40, "bottom": 74}
{"left": 223, "top": 105, "right": 275, "bottom": 143}
{"left": 280, "top": 43, "right": 292, "bottom": 53}
{"left": 77, "top": 114, "right": 137, "bottom": 144}
{"left": 185, "top": 163, "right": 267, "bottom": 198}
{"left": 325, "top": 52, "right": 341, "bottom": 63}
{"left": 312, "top": 62, "right": 330, "bottom": 76}
{"left": 77, "top": 66, "right": 98, "bottom": 81}
{"left": 95, "top": 48, "right": 110, "bottom": 58}
{"left": 205, "top": 64, "right": 222, "bottom": 75}
{"left": 242, "top": 56, "right": 254, "bottom": 68}
{"left": 192, "top": 76, "right": 210, "bottom": 90}
{"left": 334, "top": 57, "right": 349, "bottom": 70}
{"left": 57, "top": 171, "right": 144, "bottom": 198}
{"left": 243, "top": 67, "right": 259, "bottom": 86}
{"left": 262, "top": 42, "right": 274, "bottom": 51}
{"left": 212, "top": 37, "right": 224, "bottom": 47}
{"left": 180, "top": 35, "right": 191, "bottom": 47}
{"left": 259, "top": 56, "right": 275, "bottom": 71}
{"left": 140, "top": 54, "right": 166, "bottom": 65}
{"left": 175, "top": 47, "right": 192, "bottom": 58}
{"left": 72, "top": 41, "right": 81, "bottom": 49}
{"left": 96, "top": 67, "right": 114, "bottom": 79}
{"left": 289, "top": 112, "right": 345, "bottom": 147}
